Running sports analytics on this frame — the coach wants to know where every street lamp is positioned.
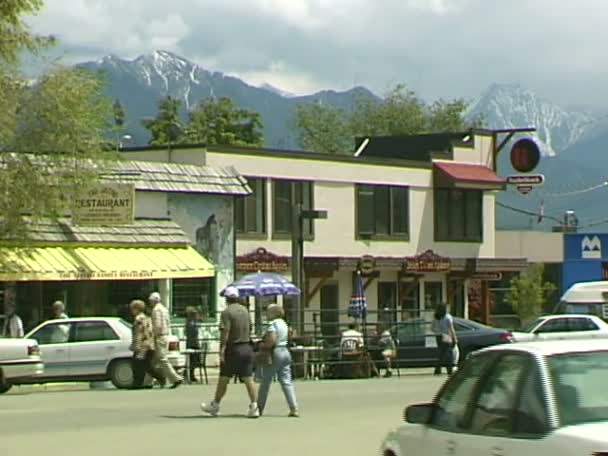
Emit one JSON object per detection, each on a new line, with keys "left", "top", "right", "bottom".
{"left": 290, "top": 203, "right": 328, "bottom": 334}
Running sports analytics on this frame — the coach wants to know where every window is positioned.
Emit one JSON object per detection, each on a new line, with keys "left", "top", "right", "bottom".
{"left": 172, "top": 278, "right": 216, "bottom": 320}
{"left": 378, "top": 282, "right": 398, "bottom": 326}
{"left": 434, "top": 188, "right": 483, "bottom": 242}
{"left": 513, "top": 365, "right": 549, "bottom": 436}
{"left": 568, "top": 317, "right": 599, "bottom": 331}
{"left": 235, "top": 177, "right": 266, "bottom": 235}
{"left": 272, "top": 179, "right": 314, "bottom": 237}
{"left": 356, "top": 184, "right": 409, "bottom": 238}
{"left": 30, "top": 323, "right": 71, "bottom": 345}
{"left": 73, "top": 322, "right": 119, "bottom": 342}
{"left": 432, "top": 353, "right": 491, "bottom": 431}
{"left": 470, "top": 353, "right": 529, "bottom": 436}
{"left": 536, "top": 318, "right": 569, "bottom": 333}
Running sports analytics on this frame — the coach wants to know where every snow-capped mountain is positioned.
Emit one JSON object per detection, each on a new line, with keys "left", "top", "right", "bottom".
{"left": 467, "top": 83, "right": 597, "bottom": 156}
{"left": 259, "top": 83, "right": 296, "bottom": 98}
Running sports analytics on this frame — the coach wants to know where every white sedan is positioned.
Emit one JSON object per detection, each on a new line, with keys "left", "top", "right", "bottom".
{"left": 0, "top": 337, "right": 44, "bottom": 394}
{"left": 511, "top": 314, "right": 608, "bottom": 342}
{"left": 18, "top": 317, "right": 185, "bottom": 389}
{"left": 380, "top": 339, "right": 608, "bottom": 456}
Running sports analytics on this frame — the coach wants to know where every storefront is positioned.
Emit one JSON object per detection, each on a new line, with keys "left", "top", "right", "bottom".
{"left": 563, "top": 233, "right": 608, "bottom": 291}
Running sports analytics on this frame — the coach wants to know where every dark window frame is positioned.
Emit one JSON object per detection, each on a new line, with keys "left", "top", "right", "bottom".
{"left": 235, "top": 177, "right": 266, "bottom": 237}
{"left": 434, "top": 188, "right": 483, "bottom": 243}
{"left": 355, "top": 184, "right": 410, "bottom": 240}
{"left": 271, "top": 179, "right": 315, "bottom": 240}
{"left": 72, "top": 321, "right": 119, "bottom": 343}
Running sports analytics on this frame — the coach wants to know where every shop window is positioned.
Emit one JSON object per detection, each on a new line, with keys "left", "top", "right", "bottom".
{"left": 356, "top": 184, "right": 409, "bottom": 239}
{"left": 272, "top": 179, "right": 314, "bottom": 238}
{"left": 424, "top": 281, "right": 443, "bottom": 311}
{"left": 235, "top": 177, "right": 266, "bottom": 235}
{"left": 172, "top": 278, "right": 216, "bottom": 321}
{"left": 377, "top": 282, "right": 398, "bottom": 326}
{"left": 434, "top": 188, "right": 483, "bottom": 242}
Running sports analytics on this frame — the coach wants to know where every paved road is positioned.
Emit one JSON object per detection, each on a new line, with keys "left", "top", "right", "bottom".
{"left": 0, "top": 375, "right": 446, "bottom": 456}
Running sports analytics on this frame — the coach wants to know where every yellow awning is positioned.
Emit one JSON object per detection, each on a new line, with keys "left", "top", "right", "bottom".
{"left": 0, "top": 246, "right": 215, "bottom": 281}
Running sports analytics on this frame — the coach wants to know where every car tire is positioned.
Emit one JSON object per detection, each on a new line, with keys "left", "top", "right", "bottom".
{"left": 109, "top": 359, "right": 133, "bottom": 389}
{"left": 0, "top": 369, "right": 12, "bottom": 394}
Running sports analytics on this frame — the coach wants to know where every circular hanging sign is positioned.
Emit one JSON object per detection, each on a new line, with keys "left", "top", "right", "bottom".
{"left": 510, "top": 138, "right": 541, "bottom": 173}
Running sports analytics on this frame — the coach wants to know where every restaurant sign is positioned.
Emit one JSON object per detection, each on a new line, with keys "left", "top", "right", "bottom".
{"left": 73, "top": 184, "right": 135, "bottom": 226}
{"left": 404, "top": 249, "right": 451, "bottom": 273}
{"left": 236, "top": 247, "right": 289, "bottom": 273}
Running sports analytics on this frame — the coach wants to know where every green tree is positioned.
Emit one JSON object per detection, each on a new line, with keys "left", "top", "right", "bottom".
{"left": 505, "top": 264, "right": 557, "bottom": 326}
{"left": 142, "top": 96, "right": 184, "bottom": 145}
{"left": 0, "top": 1, "right": 114, "bottom": 238}
{"left": 294, "top": 84, "right": 481, "bottom": 154}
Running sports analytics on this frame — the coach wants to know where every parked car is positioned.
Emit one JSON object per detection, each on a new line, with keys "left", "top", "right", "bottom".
{"left": 380, "top": 339, "right": 608, "bottom": 456}
{"left": 0, "top": 336, "right": 44, "bottom": 394}
{"left": 512, "top": 314, "right": 608, "bottom": 342}
{"left": 553, "top": 280, "right": 608, "bottom": 319}
{"left": 379, "top": 317, "right": 513, "bottom": 367}
{"left": 19, "top": 317, "right": 185, "bottom": 389}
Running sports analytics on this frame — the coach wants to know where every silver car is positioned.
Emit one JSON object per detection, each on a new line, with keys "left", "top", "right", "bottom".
{"left": 22, "top": 317, "right": 185, "bottom": 389}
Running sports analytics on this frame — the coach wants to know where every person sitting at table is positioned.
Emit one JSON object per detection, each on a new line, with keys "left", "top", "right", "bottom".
{"left": 340, "top": 322, "right": 364, "bottom": 353}
{"left": 184, "top": 306, "right": 201, "bottom": 383}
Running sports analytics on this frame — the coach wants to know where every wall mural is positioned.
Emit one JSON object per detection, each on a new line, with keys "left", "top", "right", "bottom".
{"left": 168, "top": 194, "right": 234, "bottom": 314}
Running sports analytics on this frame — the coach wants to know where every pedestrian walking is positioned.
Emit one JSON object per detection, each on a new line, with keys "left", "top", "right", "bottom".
{"left": 2, "top": 304, "right": 23, "bottom": 338}
{"left": 129, "top": 300, "right": 163, "bottom": 389}
{"left": 256, "top": 304, "right": 299, "bottom": 417}
{"left": 184, "top": 306, "right": 201, "bottom": 382}
{"left": 201, "top": 286, "right": 259, "bottom": 418}
{"left": 148, "top": 292, "right": 183, "bottom": 389}
{"left": 432, "top": 303, "right": 457, "bottom": 376}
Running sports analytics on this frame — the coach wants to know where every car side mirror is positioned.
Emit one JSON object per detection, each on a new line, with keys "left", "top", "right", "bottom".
{"left": 404, "top": 403, "right": 434, "bottom": 424}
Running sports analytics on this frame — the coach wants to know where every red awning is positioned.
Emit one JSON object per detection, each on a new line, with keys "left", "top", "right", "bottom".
{"left": 433, "top": 161, "right": 506, "bottom": 190}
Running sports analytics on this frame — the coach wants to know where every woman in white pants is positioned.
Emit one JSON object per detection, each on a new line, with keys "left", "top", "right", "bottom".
{"left": 256, "top": 305, "right": 299, "bottom": 417}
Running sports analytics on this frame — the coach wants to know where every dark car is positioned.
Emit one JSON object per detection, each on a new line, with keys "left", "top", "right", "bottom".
{"left": 375, "top": 317, "right": 513, "bottom": 367}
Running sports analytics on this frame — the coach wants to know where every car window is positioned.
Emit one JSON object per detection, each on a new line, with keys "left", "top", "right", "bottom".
{"left": 512, "top": 364, "right": 549, "bottom": 436}
{"left": 29, "top": 323, "right": 71, "bottom": 345}
{"left": 454, "top": 321, "right": 473, "bottom": 332}
{"left": 470, "top": 353, "right": 529, "bottom": 436}
{"left": 395, "top": 320, "right": 427, "bottom": 341}
{"left": 73, "top": 322, "right": 119, "bottom": 342}
{"left": 549, "top": 350, "right": 608, "bottom": 426}
{"left": 536, "top": 318, "right": 569, "bottom": 333}
{"left": 523, "top": 317, "right": 544, "bottom": 333}
{"left": 567, "top": 317, "right": 598, "bottom": 331}
{"left": 431, "top": 353, "right": 491, "bottom": 431}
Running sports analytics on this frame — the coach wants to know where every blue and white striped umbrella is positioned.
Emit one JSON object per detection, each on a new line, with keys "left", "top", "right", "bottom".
{"left": 348, "top": 271, "right": 367, "bottom": 319}
{"left": 221, "top": 272, "right": 302, "bottom": 297}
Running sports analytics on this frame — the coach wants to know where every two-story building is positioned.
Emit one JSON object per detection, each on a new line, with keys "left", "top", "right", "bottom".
{"left": 122, "top": 131, "right": 527, "bottom": 336}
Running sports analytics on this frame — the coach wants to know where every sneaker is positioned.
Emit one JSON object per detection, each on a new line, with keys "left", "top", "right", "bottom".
{"left": 288, "top": 409, "right": 300, "bottom": 418}
{"left": 247, "top": 403, "right": 260, "bottom": 419}
{"left": 201, "top": 401, "right": 220, "bottom": 417}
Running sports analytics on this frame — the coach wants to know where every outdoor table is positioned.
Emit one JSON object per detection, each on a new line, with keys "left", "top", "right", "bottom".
{"left": 182, "top": 348, "right": 205, "bottom": 384}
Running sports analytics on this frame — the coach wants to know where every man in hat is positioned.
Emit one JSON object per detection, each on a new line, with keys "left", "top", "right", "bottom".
{"left": 201, "top": 286, "right": 259, "bottom": 418}
{"left": 149, "top": 292, "right": 183, "bottom": 388}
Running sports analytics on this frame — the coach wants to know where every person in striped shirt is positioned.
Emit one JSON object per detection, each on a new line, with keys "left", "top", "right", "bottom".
{"left": 129, "top": 300, "right": 161, "bottom": 389}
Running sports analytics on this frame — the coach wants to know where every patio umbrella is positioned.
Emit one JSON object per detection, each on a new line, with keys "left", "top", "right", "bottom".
{"left": 348, "top": 270, "right": 368, "bottom": 319}
{"left": 220, "top": 272, "right": 301, "bottom": 297}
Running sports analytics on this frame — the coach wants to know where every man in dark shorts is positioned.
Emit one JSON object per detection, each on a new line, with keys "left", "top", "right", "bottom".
{"left": 201, "top": 286, "right": 259, "bottom": 418}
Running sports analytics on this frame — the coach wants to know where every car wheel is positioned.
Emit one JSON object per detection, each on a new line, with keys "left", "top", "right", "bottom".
{"left": 109, "top": 359, "right": 133, "bottom": 389}
{"left": 0, "top": 369, "right": 12, "bottom": 394}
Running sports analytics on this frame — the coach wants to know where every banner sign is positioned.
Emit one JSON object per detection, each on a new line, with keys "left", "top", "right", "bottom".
{"left": 73, "top": 184, "right": 135, "bottom": 226}
{"left": 404, "top": 249, "right": 451, "bottom": 273}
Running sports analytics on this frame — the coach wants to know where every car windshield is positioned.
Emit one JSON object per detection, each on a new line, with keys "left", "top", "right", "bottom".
{"left": 522, "top": 317, "right": 545, "bottom": 333}
{"left": 548, "top": 350, "right": 608, "bottom": 426}
{"left": 117, "top": 318, "right": 132, "bottom": 330}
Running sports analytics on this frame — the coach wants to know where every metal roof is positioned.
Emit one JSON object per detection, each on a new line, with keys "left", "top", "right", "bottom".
{"left": 103, "top": 161, "right": 251, "bottom": 196}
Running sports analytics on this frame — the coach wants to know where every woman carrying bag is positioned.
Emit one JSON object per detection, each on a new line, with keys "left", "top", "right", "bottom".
{"left": 432, "top": 303, "right": 458, "bottom": 376}
{"left": 256, "top": 304, "right": 299, "bottom": 417}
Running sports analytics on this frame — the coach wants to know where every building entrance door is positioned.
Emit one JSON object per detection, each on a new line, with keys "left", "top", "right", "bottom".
{"left": 320, "top": 283, "right": 339, "bottom": 346}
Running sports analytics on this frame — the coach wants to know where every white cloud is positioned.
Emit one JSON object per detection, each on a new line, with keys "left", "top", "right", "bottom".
{"left": 26, "top": 0, "right": 608, "bottom": 107}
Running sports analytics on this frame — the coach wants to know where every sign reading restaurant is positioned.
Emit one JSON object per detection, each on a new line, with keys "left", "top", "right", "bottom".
{"left": 403, "top": 249, "right": 451, "bottom": 273}
{"left": 236, "top": 247, "right": 289, "bottom": 273}
{"left": 73, "top": 184, "right": 135, "bottom": 226}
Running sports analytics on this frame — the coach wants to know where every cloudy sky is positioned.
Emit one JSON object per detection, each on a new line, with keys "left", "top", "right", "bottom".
{"left": 28, "top": 0, "right": 608, "bottom": 108}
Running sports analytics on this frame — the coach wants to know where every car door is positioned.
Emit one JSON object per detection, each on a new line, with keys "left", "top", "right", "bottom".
{"left": 461, "top": 352, "right": 551, "bottom": 456}
{"left": 69, "top": 321, "right": 122, "bottom": 376}
{"left": 395, "top": 320, "right": 435, "bottom": 366}
{"left": 27, "top": 322, "right": 72, "bottom": 378}
{"left": 398, "top": 352, "right": 493, "bottom": 455}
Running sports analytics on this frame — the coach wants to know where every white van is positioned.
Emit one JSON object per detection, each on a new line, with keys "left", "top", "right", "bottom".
{"left": 553, "top": 281, "right": 608, "bottom": 319}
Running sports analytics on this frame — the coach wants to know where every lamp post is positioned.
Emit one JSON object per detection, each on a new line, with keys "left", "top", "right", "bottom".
{"left": 290, "top": 203, "right": 327, "bottom": 334}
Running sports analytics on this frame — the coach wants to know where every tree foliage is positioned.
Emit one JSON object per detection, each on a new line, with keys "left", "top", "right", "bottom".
{"left": 295, "top": 84, "right": 484, "bottom": 154}
{"left": 505, "top": 264, "right": 557, "bottom": 326}
{"left": 142, "top": 96, "right": 264, "bottom": 147}
{"left": 0, "top": 1, "right": 114, "bottom": 238}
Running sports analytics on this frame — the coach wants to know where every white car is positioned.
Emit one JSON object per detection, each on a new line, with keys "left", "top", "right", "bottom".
{"left": 18, "top": 317, "right": 185, "bottom": 389}
{"left": 511, "top": 314, "right": 608, "bottom": 342}
{"left": 0, "top": 337, "right": 44, "bottom": 394}
{"left": 380, "top": 339, "right": 608, "bottom": 456}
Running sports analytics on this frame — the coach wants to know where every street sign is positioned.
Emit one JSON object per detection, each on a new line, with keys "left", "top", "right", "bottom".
{"left": 510, "top": 138, "right": 541, "bottom": 173}
{"left": 506, "top": 174, "right": 545, "bottom": 186}
{"left": 517, "top": 186, "right": 533, "bottom": 195}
